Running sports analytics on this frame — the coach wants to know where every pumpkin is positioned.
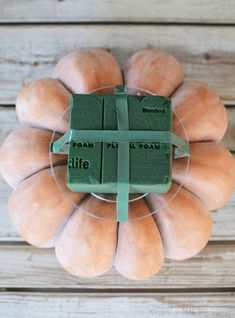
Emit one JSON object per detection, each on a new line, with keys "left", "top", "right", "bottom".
{"left": 0, "top": 127, "right": 66, "bottom": 188}
{"left": 16, "top": 78, "right": 71, "bottom": 133}
{"left": 0, "top": 48, "right": 234, "bottom": 280}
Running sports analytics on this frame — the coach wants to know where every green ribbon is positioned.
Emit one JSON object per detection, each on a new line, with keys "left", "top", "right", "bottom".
{"left": 51, "top": 130, "right": 190, "bottom": 156}
{"left": 115, "top": 85, "right": 129, "bottom": 222}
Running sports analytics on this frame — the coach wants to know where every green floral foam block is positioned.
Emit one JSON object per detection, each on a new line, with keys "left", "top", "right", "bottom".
{"left": 67, "top": 92, "right": 172, "bottom": 194}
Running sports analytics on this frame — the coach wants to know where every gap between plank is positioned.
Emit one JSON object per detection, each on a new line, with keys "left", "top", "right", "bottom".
{"left": 0, "top": 287, "right": 234, "bottom": 294}
{"left": 0, "top": 21, "right": 235, "bottom": 27}
{"left": 0, "top": 239, "right": 235, "bottom": 247}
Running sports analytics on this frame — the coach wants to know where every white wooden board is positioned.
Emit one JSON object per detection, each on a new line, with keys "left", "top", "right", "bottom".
{"left": 0, "top": 0, "right": 234, "bottom": 24}
{"left": 0, "top": 25, "right": 235, "bottom": 104}
{"left": 0, "top": 292, "right": 234, "bottom": 318}
{"left": 1, "top": 0, "right": 235, "bottom": 313}
{"left": 0, "top": 243, "right": 234, "bottom": 289}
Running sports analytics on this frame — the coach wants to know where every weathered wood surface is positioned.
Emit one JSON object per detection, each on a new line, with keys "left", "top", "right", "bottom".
{"left": 222, "top": 108, "right": 235, "bottom": 151}
{"left": 0, "top": 108, "right": 234, "bottom": 241}
{"left": 0, "top": 108, "right": 20, "bottom": 144}
{"left": 0, "top": 109, "right": 20, "bottom": 240}
{"left": 0, "top": 243, "right": 234, "bottom": 289}
{"left": 0, "top": 25, "right": 235, "bottom": 104}
{"left": 1, "top": 181, "right": 235, "bottom": 242}
{"left": 0, "top": 0, "right": 234, "bottom": 24}
{"left": 0, "top": 4, "right": 235, "bottom": 313}
{"left": 0, "top": 292, "right": 234, "bottom": 318}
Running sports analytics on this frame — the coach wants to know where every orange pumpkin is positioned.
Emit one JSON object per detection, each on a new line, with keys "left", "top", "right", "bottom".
{"left": 0, "top": 48, "right": 234, "bottom": 279}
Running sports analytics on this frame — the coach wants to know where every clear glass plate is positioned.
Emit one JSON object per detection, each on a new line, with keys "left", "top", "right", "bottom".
{"left": 50, "top": 86, "right": 190, "bottom": 221}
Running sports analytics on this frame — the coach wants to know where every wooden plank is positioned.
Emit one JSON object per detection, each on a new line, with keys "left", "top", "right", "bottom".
{"left": 1, "top": 188, "right": 235, "bottom": 241}
{"left": 0, "top": 181, "right": 17, "bottom": 241}
{"left": 0, "top": 0, "right": 235, "bottom": 24}
{"left": 0, "top": 108, "right": 20, "bottom": 144}
{"left": 0, "top": 292, "right": 234, "bottom": 318}
{"left": 0, "top": 25, "right": 235, "bottom": 104}
{"left": 0, "top": 107, "right": 235, "bottom": 241}
{"left": 0, "top": 243, "right": 234, "bottom": 289}
{"left": 0, "top": 109, "right": 20, "bottom": 241}
{"left": 221, "top": 108, "right": 235, "bottom": 151}
{"left": 212, "top": 203, "right": 235, "bottom": 241}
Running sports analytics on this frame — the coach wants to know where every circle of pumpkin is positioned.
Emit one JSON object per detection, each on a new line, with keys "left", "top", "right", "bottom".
{"left": 0, "top": 48, "right": 235, "bottom": 280}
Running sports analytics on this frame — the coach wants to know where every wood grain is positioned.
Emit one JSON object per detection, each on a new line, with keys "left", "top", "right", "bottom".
{"left": 0, "top": 108, "right": 20, "bottom": 144}
{"left": 222, "top": 108, "right": 235, "bottom": 151}
{"left": 1, "top": 0, "right": 235, "bottom": 312}
{"left": 0, "top": 25, "right": 235, "bottom": 104}
{"left": 0, "top": 0, "right": 234, "bottom": 24}
{"left": 0, "top": 243, "right": 234, "bottom": 289}
{"left": 0, "top": 109, "right": 20, "bottom": 241}
{"left": 0, "top": 292, "right": 234, "bottom": 318}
